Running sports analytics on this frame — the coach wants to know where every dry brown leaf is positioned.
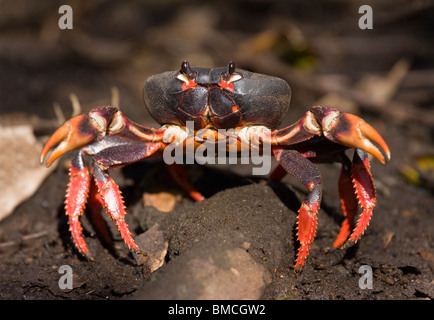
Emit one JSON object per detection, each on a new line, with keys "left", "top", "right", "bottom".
{"left": 0, "top": 124, "right": 55, "bottom": 221}
{"left": 143, "top": 191, "right": 179, "bottom": 212}
{"left": 134, "top": 224, "right": 168, "bottom": 273}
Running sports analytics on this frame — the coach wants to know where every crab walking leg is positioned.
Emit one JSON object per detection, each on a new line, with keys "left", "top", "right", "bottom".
{"left": 91, "top": 163, "right": 141, "bottom": 254}
{"left": 65, "top": 151, "right": 93, "bottom": 259}
{"left": 344, "top": 149, "right": 376, "bottom": 247}
{"left": 88, "top": 178, "right": 114, "bottom": 249}
{"left": 268, "top": 164, "right": 288, "bottom": 183}
{"left": 166, "top": 163, "right": 205, "bottom": 202}
{"left": 334, "top": 155, "right": 359, "bottom": 248}
{"left": 273, "top": 149, "right": 322, "bottom": 271}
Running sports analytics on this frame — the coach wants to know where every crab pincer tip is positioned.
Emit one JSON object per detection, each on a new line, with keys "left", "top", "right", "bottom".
{"left": 357, "top": 119, "right": 391, "bottom": 165}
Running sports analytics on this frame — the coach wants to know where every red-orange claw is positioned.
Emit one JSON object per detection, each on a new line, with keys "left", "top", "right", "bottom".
{"left": 40, "top": 122, "right": 70, "bottom": 166}
{"left": 40, "top": 114, "right": 100, "bottom": 167}
{"left": 320, "top": 111, "right": 391, "bottom": 165}
{"left": 357, "top": 119, "right": 391, "bottom": 164}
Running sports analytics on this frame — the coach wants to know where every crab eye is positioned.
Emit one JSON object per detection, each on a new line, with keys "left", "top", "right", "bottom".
{"left": 219, "top": 61, "right": 243, "bottom": 91}
{"left": 228, "top": 61, "right": 236, "bottom": 75}
{"left": 180, "top": 60, "right": 197, "bottom": 78}
{"left": 223, "top": 61, "right": 243, "bottom": 82}
{"left": 181, "top": 60, "right": 190, "bottom": 74}
{"left": 176, "top": 60, "right": 197, "bottom": 90}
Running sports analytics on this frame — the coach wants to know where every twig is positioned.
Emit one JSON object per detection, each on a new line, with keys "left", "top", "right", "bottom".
{"left": 69, "top": 93, "right": 82, "bottom": 117}
{"left": 329, "top": 86, "right": 434, "bottom": 128}
{"left": 0, "top": 230, "right": 50, "bottom": 249}
{"left": 52, "top": 102, "right": 65, "bottom": 125}
{"left": 111, "top": 86, "right": 120, "bottom": 108}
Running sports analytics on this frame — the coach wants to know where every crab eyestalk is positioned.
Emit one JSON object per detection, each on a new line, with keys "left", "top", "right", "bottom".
{"left": 40, "top": 107, "right": 118, "bottom": 167}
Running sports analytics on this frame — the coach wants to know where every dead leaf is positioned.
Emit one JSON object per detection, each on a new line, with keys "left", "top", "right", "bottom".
{"left": 418, "top": 249, "right": 434, "bottom": 264}
{"left": 0, "top": 124, "right": 55, "bottom": 221}
{"left": 143, "top": 191, "right": 179, "bottom": 212}
{"left": 133, "top": 224, "right": 168, "bottom": 273}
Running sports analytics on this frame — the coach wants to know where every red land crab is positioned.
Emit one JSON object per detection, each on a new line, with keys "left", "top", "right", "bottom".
{"left": 40, "top": 61, "right": 390, "bottom": 271}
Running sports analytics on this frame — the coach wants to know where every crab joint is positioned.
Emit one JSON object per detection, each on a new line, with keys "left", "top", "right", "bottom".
{"left": 162, "top": 121, "right": 272, "bottom": 175}
{"left": 107, "top": 111, "right": 125, "bottom": 134}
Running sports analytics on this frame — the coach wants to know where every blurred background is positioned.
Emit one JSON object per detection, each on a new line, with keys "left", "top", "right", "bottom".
{"left": 1, "top": 0, "right": 433, "bottom": 125}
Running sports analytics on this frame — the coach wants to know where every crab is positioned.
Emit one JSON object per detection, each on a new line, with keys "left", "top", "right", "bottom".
{"left": 40, "top": 61, "right": 390, "bottom": 271}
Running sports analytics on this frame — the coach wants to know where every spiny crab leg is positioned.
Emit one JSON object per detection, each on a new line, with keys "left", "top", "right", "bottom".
{"left": 91, "top": 162, "right": 141, "bottom": 255}
{"left": 267, "top": 106, "right": 391, "bottom": 271}
{"left": 40, "top": 106, "right": 168, "bottom": 258}
{"left": 333, "top": 149, "right": 376, "bottom": 249}
{"left": 345, "top": 149, "right": 377, "bottom": 247}
{"left": 66, "top": 151, "right": 93, "bottom": 259}
{"left": 273, "top": 148, "right": 322, "bottom": 272}
{"left": 65, "top": 151, "right": 142, "bottom": 259}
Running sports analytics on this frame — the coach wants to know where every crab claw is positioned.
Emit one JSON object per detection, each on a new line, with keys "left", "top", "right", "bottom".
{"left": 316, "top": 108, "right": 391, "bottom": 165}
{"left": 40, "top": 113, "right": 102, "bottom": 167}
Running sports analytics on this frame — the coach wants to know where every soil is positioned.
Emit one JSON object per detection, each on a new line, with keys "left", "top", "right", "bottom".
{"left": 0, "top": 0, "right": 433, "bottom": 300}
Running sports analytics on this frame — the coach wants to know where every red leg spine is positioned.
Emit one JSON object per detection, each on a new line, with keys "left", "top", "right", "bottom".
{"left": 166, "top": 163, "right": 204, "bottom": 202}
{"left": 346, "top": 150, "right": 376, "bottom": 247}
{"left": 273, "top": 149, "right": 322, "bottom": 271}
{"left": 295, "top": 186, "right": 320, "bottom": 271}
{"left": 88, "top": 178, "right": 114, "bottom": 249}
{"left": 92, "top": 163, "right": 141, "bottom": 254}
{"left": 334, "top": 157, "right": 359, "bottom": 248}
{"left": 65, "top": 152, "right": 93, "bottom": 259}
